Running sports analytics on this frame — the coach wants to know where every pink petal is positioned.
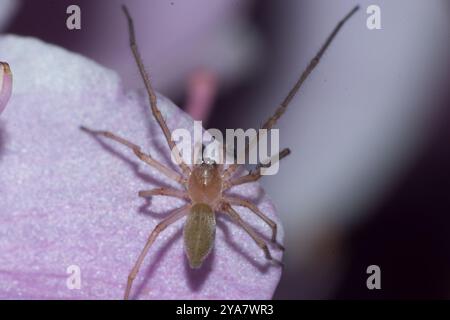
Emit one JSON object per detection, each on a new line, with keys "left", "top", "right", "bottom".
{"left": 0, "top": 35, "right": 283, "bottom": 299}
{"left": 0, "top": 62, "right": 12, "bottom": 114}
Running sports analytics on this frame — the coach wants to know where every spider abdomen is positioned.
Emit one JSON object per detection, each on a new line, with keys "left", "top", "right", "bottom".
{"left": 183, "top": 203, "right": 216, "bottom": 268}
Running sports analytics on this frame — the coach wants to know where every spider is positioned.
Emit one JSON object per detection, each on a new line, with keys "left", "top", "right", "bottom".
{"left": 81, "top": 5, "right": 359, "bottom": 300}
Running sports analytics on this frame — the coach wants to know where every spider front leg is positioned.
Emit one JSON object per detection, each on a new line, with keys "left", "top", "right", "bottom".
{"left": 223, "top": 196, "right": 284, "bottom": 251}
{"left": 80, "top": 126, "right": 186, "bottom": 184}
{"left": 122, "top": 5, "right": 191, "bottom": 177}
{"left": 221, "top": 203, "right": 283, "bottom": 267}
{"left": 223, "top": 148, "right": 291, "bottom": 189}
{"left": 223, "top": 6, "right": 359, "bottom": 179}
{"left": 124, "top": 204, "right": 191, "bottom": 300}
{"left": 138, "top": 187, "right": 189, "bottom": 200}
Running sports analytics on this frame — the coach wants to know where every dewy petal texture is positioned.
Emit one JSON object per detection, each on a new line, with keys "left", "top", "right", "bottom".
{"left": 0, "top": 62, "right": 12, "bottom": 114}
{"left": 0, "top": 35, "right": 283, "bottom": 299}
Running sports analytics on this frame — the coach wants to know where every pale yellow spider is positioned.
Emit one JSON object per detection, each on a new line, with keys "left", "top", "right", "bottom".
{"left": 81, "top": 5, "right": 359, "bottom": 300}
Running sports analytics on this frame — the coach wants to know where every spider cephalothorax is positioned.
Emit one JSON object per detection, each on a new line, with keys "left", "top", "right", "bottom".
{"left": 81, "top": 5, "right": 359, "bottom": 299}
{"left": 188, "top": 160, "right": 222, "bottom": 205}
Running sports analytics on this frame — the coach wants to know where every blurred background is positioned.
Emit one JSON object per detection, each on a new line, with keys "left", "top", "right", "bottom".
{"left": 2, "top": 0, "right": 450, "bottom": 299}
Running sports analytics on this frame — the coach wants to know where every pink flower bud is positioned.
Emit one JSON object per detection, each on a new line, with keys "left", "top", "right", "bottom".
{"left": 0, "top": 61, "right": 12, "bottom": 114}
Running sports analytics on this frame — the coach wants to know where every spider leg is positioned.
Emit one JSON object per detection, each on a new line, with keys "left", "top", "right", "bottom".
{"left": 122, "top": 5, "right": 191, "bottom": 176}
{"left": 222, "top": 164, "right": 240, "bottom": 180}
{"left": 221, "top": 203, "right": 283, "bottom": 267}
{"left": 224, "top": 6, "right": 359, "bottom": 177}
{"left": 124, "top": 204, "right": 191, "bottom": 300}
{"left": 80, "top": 126, "right": 186, "bottom": 184}
{"left": 260, "top": 5, "right": 359, "bottom": 131}
{"left": 223, "top": 196, "right": 284, "bottom": 251}
{"left": 138, "top": 187, "right": 189, "bottom": 200}
{"left": 223, "top": 148, "right": 290, "bottom": 189}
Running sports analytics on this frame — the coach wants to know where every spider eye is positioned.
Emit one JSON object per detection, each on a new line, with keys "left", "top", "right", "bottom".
{"left": 203, "top": 158, "right": 216, "bottom": 166}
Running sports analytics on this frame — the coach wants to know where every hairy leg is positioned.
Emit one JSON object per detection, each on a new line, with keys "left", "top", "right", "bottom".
{"left": 261, "top": 5, "right": 359, "bottom": 131}
{"left": 124, "top": 204, "right": 191, "bottom": 300}
{"left": 80, "top": 126, "right": 186, "bottom": 184}
{"left": 139, "top": 187, "right": 189, "bottom": 200}
{"left": 223, "top": 6, "right": 359, "bottom": 177}
{"left": 221, "top": 203, "right": 283, "bottom": 267}
{"left": 122, "top": 5, "right": 191, "bottom": 176}
{"left": 223, "top": 196, "right": 284, "bottom": 250}
{"left": 223, "top": 148, "right": 290, "bottom": 189}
